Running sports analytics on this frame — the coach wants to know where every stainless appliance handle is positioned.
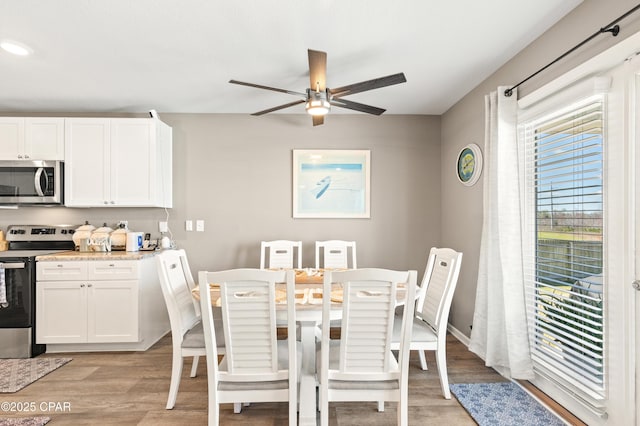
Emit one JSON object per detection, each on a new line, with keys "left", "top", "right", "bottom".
{"left": 34, "top": 167, "right": 47, "bottom": 197}
{"left": 0, "top": 262, "right": 26, "bottom": 269}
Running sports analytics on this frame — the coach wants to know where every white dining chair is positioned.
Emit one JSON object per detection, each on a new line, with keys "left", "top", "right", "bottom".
{"left": 318, "top": 268, "right": 417, "bottom": 426}
{"left": 315, "top": 240, "right": 357, "bottom": 269}
{"left": 198, "top": 268, "right": 298, "bottom": 426}
{"left": 156, "top": 249, "right": 225, "bottom": 410}
{"left": 390, "top": 247, "right": 463, "bottom": 399}
{"left": 260, "top": 240, "right": 302, "bottom": 269}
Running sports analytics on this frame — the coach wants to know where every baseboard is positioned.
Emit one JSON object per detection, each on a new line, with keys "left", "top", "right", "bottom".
{"left": 447, "top": 323, "right": 470, "bottom": 347}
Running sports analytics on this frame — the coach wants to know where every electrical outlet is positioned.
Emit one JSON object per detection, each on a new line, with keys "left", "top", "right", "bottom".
{"left": 196, "top": 220, "right": 204, "bottom": 232}
{"left": 185, "top": 220, "right": 193, "bottom": 231}
{"left": 159, "top": 221, "right": 168, "bottom": 233}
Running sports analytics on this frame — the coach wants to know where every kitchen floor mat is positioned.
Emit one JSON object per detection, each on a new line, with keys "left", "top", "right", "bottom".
{"left": 0, "top": 358, "right": 71, "bottom": 393}
{"left": 450, "top": 382, "right": 566, "bottom": 426}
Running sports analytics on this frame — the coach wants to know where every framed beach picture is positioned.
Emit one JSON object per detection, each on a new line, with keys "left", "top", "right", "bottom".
{"left": 292, "top": 149, "right": 371, "bottom": 218}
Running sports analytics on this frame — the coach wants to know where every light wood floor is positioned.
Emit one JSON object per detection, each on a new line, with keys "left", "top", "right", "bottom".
{"left": 1, "top": 334, "right": 546, "bottom": 425}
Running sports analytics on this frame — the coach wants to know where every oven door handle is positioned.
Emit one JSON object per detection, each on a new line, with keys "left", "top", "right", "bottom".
{"left": 0, "top": 262, "right": 26, "bottom": 269}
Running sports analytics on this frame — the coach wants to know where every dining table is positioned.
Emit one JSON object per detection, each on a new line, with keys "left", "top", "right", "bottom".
{"left": 193, "top": 268, "right": 341, "bottom": 426}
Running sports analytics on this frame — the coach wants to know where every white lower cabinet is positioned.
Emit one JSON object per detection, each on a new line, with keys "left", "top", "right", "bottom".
{"left": 36, "top": 281, "right": 88, "bottom": 343}
{"left": 88, "top": 280, "right": 138, "bottom": 342}
{"left": 36, "top": 260, "right": 139, "bottom": 344}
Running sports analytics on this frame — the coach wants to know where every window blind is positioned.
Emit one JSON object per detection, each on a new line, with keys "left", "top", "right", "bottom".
{"left": 522, "top": 96, "right": 605, "bottom": 404}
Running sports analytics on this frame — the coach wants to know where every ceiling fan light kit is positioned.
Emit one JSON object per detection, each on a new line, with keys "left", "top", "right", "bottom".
{"left": 305, "top": 89, "right": 331, "bottom": 116}
{"left": 229, "top": 49, "right": 406, "bottom": 126}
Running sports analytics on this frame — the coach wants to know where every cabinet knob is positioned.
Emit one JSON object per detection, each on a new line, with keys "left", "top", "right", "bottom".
{"left": 87, "top": 284, "right": 93, "bottom": 288}
{"left": 104, "top": 201, "right": 108, "bottom": 205}
{"left": 80, "top": 284, "right": 85, "bottom": 288}
{"left": 17, "top": 154, "right": 23, "bottom": 159}
{"left": 110, "top": 201, "right": 115, "bottom": 204}
{"left": 57, "top": 264, "right": 63, "bottom": 268}
{"left": 109, "top": 263, "right": 115, "bottom": 267}
{"left": 24, "top": 154, "right": 30, "bottom": 159}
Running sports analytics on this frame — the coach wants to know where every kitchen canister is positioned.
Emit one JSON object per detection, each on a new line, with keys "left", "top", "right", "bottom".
{"left": 126, "top": 232, "right": 144, "bottom": 252}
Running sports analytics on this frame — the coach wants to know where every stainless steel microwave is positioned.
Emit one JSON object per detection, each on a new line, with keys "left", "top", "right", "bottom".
{"left": 0, "top": 160, "right": 63, "bottom": 205}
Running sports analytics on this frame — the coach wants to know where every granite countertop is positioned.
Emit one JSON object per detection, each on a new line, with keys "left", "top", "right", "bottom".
{"left": 36, "top": 250, "right": 160, "bottom": 261}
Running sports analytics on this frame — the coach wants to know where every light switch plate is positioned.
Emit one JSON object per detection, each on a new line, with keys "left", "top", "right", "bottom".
{"left": 185, "top": 220, "right": 193, "bottom": 231}
{"left": 196, "top": 220, "right": 204, "bottom": 232}
{"left": 159, "top": 221, "right": 168, "bottom": 233}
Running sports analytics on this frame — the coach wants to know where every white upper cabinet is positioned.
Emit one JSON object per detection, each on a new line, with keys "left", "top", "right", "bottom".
{"left": 64, "top": 117, "right": 172, "bottom": 207}
{"left": 0, "top": 117, "right": 64, "bottom": 160}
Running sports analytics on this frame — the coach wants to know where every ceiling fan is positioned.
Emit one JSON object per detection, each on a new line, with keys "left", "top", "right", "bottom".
{"left": 229, "top": 49, "right": 407, "bottom": 126}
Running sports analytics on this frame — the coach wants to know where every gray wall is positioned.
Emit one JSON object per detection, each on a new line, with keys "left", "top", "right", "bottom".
{"left": 440, "top": 0, "right": 640, "bottom": 337}
{"left": 0, "top": 113, "right": 441, "bottom": 281}
{"left": 162, "top": 113, "right": 441, "bottom": 275}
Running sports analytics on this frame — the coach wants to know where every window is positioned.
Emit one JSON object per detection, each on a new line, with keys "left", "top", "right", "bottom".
{"left": 521, "top": 95, "right": 605, "bottom": 405}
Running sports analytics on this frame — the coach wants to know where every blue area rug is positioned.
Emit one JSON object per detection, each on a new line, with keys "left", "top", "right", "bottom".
{"left": 450, "top": 382, "right": 565, "bottom": 426}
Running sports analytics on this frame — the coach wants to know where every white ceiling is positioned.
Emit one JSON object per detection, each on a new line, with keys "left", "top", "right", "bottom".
{"left": 0, "top": 0, "right": 582, "bottom": 116}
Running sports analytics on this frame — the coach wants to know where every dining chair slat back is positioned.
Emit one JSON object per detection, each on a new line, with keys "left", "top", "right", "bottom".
{"left": 315, "top": 240, "right": 357, "bottom": 269}
{"left": 340, "top": 278, "right": 396, "bottom": 373}
{"left": 198, "top": 268, "right": 297, "bottom": 426}
{"left": 390, "top": 247, "right": 463, "bottom": 400}
{"left": 419, "top": 248, "right": 462, "bottom": 328}
{"left": 260, "top": 240, "right": 302, "bottom": 269}
{"left": 156, "top": 249, "right": 224, "bottom": 410}
{"left": 319, "top": 268, "right": 417, "bottom": 426}
{"left": 219, "top": 271, "right": 281, "bottom": 377}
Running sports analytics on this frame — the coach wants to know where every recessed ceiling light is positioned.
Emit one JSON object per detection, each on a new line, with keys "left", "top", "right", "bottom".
{"left": 0, "top": 40, "right": 32, "bottom": 56}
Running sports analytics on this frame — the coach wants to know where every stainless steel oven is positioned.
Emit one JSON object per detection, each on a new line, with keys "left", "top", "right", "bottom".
{"left": 0, "top": 225, "right": 75, "bottom": 358}
{"left": 0, "top": 160, "right": 64, "bottom": 205}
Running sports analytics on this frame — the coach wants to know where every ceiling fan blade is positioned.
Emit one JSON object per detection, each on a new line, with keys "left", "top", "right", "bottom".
{"left": 308, "top": 49, "right": 327, "bottom": 92}
{"left": 229, "top": 80, "right": 306, "bottom": 97}
{"left": 330, "top": 98, "right": 386, "bottom": 115}
{"left": 251, "top": 99, "right": 306, "bottom": 116}
{"left": 312, "top": 115, "right": 325, "bottom": 126}
{"left": 330, "top": 73, "right": 406, "bottom": 98}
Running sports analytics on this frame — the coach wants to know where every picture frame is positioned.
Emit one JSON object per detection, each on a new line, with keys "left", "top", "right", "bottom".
{"left": 292, "top": 149, "right": 371, "bottom": 218}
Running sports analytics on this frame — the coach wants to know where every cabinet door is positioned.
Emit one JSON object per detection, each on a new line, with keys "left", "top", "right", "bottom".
{"left": 110, "top": 119, "right": 155, "bottom": 206}
{"left": 64, "top": 119, "right": 111, "bottom": 206}
{"left": 87, "top": 280, "right": 139, "bottom": 343}
{"left": 0, "top": 118, "right": 24, "bottom": 160}
{"left": 36, "top": 281, "right": 87, "bottom": 344}
{"left": 25, "top": 118, "right": 64, "bottom": 160}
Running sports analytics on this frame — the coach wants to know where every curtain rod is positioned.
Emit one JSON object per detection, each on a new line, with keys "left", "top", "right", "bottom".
{"left": 504, "top": 3, "right": 640, "bottom": 97}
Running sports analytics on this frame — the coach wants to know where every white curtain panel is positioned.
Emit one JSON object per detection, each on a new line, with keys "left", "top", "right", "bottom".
{"left": 468, "top": 87, "right": 534, "bottom": 380}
